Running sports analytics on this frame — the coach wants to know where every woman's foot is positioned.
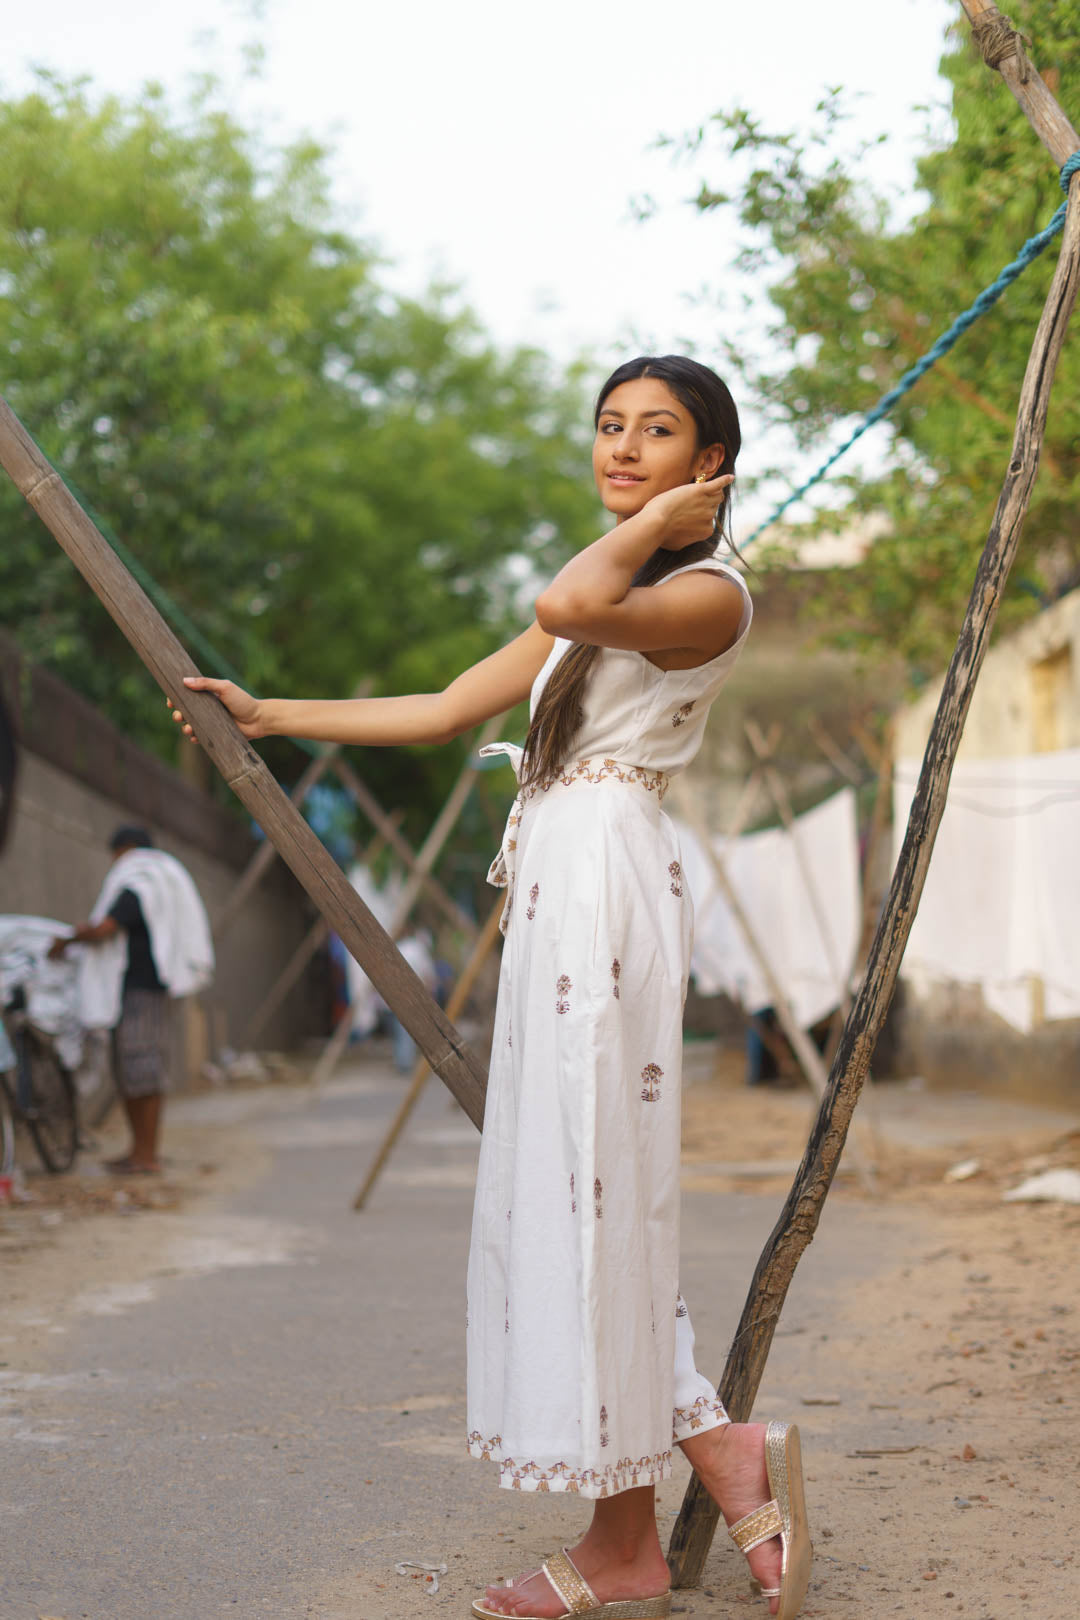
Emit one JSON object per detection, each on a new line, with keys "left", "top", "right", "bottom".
{"left": 481, "top": 1534, "right": 670, "bottom": 1617}
{"left": 681, "top": 1421, "right": 783, "bottom": 1612}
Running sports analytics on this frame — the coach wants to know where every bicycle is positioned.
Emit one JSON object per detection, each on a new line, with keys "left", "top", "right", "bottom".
{"left": 0, "top": 984, "right": 79, "bottom": 1174}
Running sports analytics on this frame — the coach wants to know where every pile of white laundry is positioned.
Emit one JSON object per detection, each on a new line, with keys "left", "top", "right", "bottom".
{"left": 673, "top": 786, "right": 861, "bottom": 1031}
{"left": 894, "top": 747, "right": 1080, "bottom": 1033}
{"left": 0, "top": 914, "right": 85, "bottom": 1071}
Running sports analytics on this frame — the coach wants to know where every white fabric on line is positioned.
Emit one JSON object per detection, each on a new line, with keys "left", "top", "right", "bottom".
{"left": 78, "top": 849, "right": 214, "bottom": 1029}
{"left": 673, "top": 785, "right": 861, "bottom": 1030}
{"left": 894, "top": 748, "right": 1080, "bottom": 1033}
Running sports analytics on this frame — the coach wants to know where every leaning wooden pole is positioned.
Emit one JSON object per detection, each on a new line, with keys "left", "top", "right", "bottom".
{"left": 352, "top": 892, "right": 506, "bottom": 1210}
{"left": 0, "top": 400, "right": 488, "bottom": 1129}
{"left": 212, "top": 680, "right": 372, "bottom": 944}
{"left": 309, "top": 713, "right": 504, "bottom": 1090}
{"left": 668, "top": 21, "right": 1080, "bottom": 1585}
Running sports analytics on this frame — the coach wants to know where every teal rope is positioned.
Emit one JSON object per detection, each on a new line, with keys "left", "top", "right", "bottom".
{"left": 23, "top": 430, "right": 328, "bottom": 758}
{"left": 741, "top": 150, "right": 1080, "bottom": 549}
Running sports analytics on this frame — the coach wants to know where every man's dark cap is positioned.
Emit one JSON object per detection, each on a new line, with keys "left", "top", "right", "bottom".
{"left": 109, "top": 825, "right": 154, "bottom": 852}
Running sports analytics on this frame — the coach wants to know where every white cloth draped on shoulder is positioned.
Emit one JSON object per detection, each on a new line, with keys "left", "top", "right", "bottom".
{"left": 466, "top": 559, "right": 753, "bottom": 1498}
{"left": 77, "top": 848, "right": 214, "bottom": 1029}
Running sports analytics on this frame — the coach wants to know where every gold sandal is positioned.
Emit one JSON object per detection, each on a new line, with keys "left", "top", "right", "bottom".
{"left": 471, "top": 1546, "right": 671, "bottom": 1620}
{"left": 727, "top": 1422, "right": 812, "bottom": 1620}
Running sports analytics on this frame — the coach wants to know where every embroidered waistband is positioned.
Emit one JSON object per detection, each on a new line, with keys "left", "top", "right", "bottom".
{"left": 482, "top": 748, "right": 669, "bottom": 935}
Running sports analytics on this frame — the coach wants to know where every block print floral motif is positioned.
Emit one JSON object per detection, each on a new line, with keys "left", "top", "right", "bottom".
{"left": 673, "top": 1394, "right": 727, "bottom": 1433}
{"left": 526, "top": 882, "right": 539, "bottom": 920}
{"left": 675, "top": 1296, "right": 688, "bottom": 1319}
{"left": 594, "top": 1177, "right": 603, "bottom": 1219}
{"left": 570, "top": 1172, "right": 576, "bottom": 1214}
{"left": 641, "top": 1062, "right": 664, "bottom": 1102}
{"left": 668, "top": 860, "right": 683, "bottom": 897}
{"left": 523, "top": 756, "right": 669, "bottom": 805}
{"left": 672, "top": 701, "right": 695, "bottom": 728}
{"left": 611, "top": 958, "right": 621, "bottom": 1000}
{"left": 471, "top": 1444, "right": 672, "bottom": 1496}
{"left": 600, "top": 1404, "right": 610, "bottom": 1448}
{"left": 555, "top": 973, "right": 572, "bottom": 1014}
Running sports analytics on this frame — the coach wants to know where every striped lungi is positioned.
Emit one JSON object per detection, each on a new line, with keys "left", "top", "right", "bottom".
{"left": 112, "top": 988, "right": 171, "bottom": 1098}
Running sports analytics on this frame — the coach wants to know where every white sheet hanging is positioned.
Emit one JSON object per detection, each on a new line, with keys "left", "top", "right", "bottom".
{"left": 894, "top": 748, "right": 1080, "bottom": 1032}
{"left": 673, "top": 785, "right": 861, "bottom": 1030}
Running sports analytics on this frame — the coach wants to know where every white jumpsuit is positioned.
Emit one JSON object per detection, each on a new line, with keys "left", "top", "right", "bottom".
{"left": 466, "top": 559, "right": 753, "bottom": 1498}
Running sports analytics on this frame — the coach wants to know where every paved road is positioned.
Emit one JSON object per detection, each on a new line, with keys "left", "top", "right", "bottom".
{"left": 1, "top": 1058, "right": 932, "bottom": 1620}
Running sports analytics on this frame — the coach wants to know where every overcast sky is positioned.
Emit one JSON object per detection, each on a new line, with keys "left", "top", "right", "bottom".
{"left": 9, "top": 0, "right": 957, "bottom": 527}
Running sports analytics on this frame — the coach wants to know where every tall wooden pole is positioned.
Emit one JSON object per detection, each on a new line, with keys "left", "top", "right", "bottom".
{"left": 0, "top": 398, "right": 489, "bottom": 1129}
{"left": 309, "top": 714, "right": 504, "bottom": 1090}
{"left": 212, "top": 681, "right": 372, "bottom": 943}
{"left": 668, "top": 18, "right": 1080, "bottom": 1583}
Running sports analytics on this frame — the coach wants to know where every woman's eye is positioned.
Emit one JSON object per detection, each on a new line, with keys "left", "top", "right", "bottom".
{"left": 600, "top": 422, "right": 621, "bottom": 434}
{"left": 646, "top": 425, "right": 671, "bottom": 436}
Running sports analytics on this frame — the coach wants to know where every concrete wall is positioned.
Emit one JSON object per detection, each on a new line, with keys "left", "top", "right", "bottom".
{"left": 0, "top": 638, "right": 326, "bottom": 1086}
{"left": 897, "top": 589, "right": 1080, "bottom": 760}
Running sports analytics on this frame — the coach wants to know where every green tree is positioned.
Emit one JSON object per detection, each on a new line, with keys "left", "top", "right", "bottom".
{"left": 663, "top": 1, "right": 1080, "bottom": 674}
{"left": 0, "top": 74, "right": 598, "bottom": 839}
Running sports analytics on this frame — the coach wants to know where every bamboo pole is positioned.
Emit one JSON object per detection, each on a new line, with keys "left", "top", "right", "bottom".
{"left": 744, "top": 719, "right": 850, "bottom": 1010}
{"left": 672, "top": 784, "right": 877, "bottom": 1193}
{"left": 352, "top": 893, "right": 506, "bottom": 1209}
{"left": 212, "top": 681, "right": 373, "bottom": 943}
{"left": 667, "top": 29, "right": 1080, "bottom": 1582}
{"left": 309, "top": 714, "right": 505, "bottom": 1090}
{"left": 243, "top": 817, "right": 401, "bottom": 1045}
{"left": 333, "top": 754, "right": 479, "bottom": 940}
{"left": 0, "top": 399, "right": 489, "bottom": 1129}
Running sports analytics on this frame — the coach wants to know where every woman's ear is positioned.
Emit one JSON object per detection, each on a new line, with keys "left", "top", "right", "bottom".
{"left": 696, "top": 443, "right": 725, "bottom": 480}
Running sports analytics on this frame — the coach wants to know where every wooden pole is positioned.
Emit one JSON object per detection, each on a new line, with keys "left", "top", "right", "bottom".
{"left": 309, "top": 714, "right": 505, "bottom": 1090}
{"left": 672, "top": 785, "right": 877, "bottom": 1193}
{"left": 744, "top": 719, "right": 851, "bottom": 1010}
{"left": 243, "top": 818, "right": 401, "bottom": 1046}
{"left": 333, "top": 754, "right": 479, "bottom": 940}
{"left": 0, "top": 398, "right": 489, "bottom": 1129}
{"left": 667, "top": 27, "right": 1080, "bottom": 1582}
{"left": 212, "top": 682, "right": 372, "bottom": 943}
{"left": 352, "top": 893, "right": 506, "bottom": 1209}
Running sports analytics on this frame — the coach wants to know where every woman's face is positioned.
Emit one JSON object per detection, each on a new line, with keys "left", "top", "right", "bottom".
{"left": 592, "top": 377, "right": 723, "bottom": 522}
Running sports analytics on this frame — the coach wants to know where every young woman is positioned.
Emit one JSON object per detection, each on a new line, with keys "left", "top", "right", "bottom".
{"left": 174, "top": 356, "right": 811, "bottom": 1620}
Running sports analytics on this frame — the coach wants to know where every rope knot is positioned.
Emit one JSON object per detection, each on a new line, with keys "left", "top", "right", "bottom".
{"left": 971, "top": 11, "right": 1022, "bottom": 72}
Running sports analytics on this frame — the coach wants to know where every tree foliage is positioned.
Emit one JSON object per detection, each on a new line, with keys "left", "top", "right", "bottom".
{"left": 668, "top": 1, "right": 1080, "bottom": 674}
{"left": 0, "top": 74, "right": 598, "bottom": 838}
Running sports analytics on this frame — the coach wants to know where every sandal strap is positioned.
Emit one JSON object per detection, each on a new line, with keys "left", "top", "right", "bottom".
{"left": 728, "top": 1499, "right": 783, "bottom": 1554}
{"left": 541, "top": 1548, "right": 600, "bottom": 1616}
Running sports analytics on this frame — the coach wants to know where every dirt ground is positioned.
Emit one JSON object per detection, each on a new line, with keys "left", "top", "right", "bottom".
{"left": 2, "top": 1046, "right": 1078, "bottom": 1620}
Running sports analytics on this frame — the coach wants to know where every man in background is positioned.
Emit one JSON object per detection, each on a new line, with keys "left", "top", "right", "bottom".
{"left": 49, "top": 827, "right": 213, "bottom": 1173}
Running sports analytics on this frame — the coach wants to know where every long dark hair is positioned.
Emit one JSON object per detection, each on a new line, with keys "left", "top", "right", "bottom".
{"left": 519, "top": 356, "right": 741, "bottom": 792}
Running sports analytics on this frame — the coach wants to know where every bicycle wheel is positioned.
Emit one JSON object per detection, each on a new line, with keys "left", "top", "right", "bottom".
{"left": 21, "top": 1029, "right": 78, "bottom": 1173}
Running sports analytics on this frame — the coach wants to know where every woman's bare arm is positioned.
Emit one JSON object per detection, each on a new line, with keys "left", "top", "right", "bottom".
{"left": 536, "top": 475, "right": 742, "bottom": 658}
{"left": 173, "top": 621, "right": 554, "bottom": 747}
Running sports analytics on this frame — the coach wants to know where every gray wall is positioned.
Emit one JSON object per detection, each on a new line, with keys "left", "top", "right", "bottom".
{"left": 0, "top": 638, "right": 326, "bottom": 1084}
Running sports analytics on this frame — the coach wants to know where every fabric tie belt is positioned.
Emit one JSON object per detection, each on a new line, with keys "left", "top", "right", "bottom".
{"left": 481, "top": 745, "right": 669, "bottom": 936}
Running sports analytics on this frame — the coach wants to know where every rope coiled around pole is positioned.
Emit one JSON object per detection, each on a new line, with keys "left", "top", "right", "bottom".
{"left": 741, "top": 150, "right": 1080, "bottom": 550}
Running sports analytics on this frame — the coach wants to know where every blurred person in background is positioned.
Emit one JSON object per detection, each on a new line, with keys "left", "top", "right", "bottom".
{"left": 49, "top": 827, "right": 214, "bottom": 1174}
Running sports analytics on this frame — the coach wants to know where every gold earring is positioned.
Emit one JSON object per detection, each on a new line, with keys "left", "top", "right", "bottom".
{"left": 694, "top": 473, "right": 707, "bottom": 484}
